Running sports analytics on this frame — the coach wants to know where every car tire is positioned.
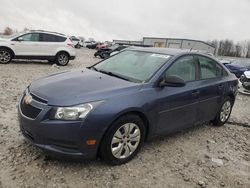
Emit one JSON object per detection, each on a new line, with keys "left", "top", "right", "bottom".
{"left": 102, "top": 53, "right": 109, "bottom": 59}
{"left": 75, "top": 44, "right": 81, "bottom": 49}
{"left": 100, "top": 114, "right": 145, "bottom": 165}
{"left": 212, "top": 97, "right": 233, "bottom": 126}
{"left": 0, "top": 48, "right": 12, "bottom": 64}
{"left": 56, "top": 52, "right": 69, "bottom": 66}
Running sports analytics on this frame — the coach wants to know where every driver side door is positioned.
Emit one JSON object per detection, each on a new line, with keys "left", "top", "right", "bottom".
{"left": 12, "top": 33, "right": 41, "bottom": 56}
{"left": 155, "top": 55, "right": 200, "bottom": 134}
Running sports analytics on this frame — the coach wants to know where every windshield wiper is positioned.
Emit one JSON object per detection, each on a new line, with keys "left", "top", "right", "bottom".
{"left": 88, "top": 67, "right": 139, "bottom": 82}
{"left": 87, "top": 66, "right": 99, "bottom": 71}
{"left": 98, "top": 69, "right": 131, "bottom": 82}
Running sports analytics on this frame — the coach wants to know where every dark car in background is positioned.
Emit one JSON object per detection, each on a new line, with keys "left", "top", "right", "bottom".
{"left": 221, "top": 59, "right": 250, "bottom": 78}
{"left": 94, "top": 45, "right": 127, "bottom": 59}
{"left": 86, "top": 42, "right": 98, "bottom": 49}
{"left": 18, "top": 48, "right": 238, "bottom": 165}
{"left": 70, "top": 36, "right": 82, "bottom": 49}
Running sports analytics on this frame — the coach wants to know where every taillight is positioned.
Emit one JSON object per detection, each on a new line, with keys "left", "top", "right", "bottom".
{"left": 67, "top": 43, "right": 74, "bottom": 48}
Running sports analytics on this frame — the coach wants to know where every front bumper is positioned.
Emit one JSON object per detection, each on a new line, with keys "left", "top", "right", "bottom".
{"left": 18, "top": 91, "right": 101, "bottom": 159}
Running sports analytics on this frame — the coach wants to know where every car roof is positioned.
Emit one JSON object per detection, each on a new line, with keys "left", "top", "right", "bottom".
{"left": 29, "top": 30, "right": 66, "bottom": 37}
{"left": 127, "top": 46, "right": 216, "bottom": 57}
{"left": 127, "top": 47, "right": 192, "bottom": 55}
{"left": 125, "top": 47, "right": 224, "bottom": 66}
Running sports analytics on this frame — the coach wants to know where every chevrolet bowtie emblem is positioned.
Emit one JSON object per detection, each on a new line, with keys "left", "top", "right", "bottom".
{"left": 24, "top": 95, "right": 32, "bottom": 105}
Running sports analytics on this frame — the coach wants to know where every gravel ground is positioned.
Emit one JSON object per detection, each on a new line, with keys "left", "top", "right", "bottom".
{"left": 0, "top": 49, "right": 249, "bottom": 188}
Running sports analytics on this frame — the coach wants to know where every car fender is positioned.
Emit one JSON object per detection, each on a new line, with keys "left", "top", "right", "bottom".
{"left": 55, "top": 47, "right": 74, "bottom": 57}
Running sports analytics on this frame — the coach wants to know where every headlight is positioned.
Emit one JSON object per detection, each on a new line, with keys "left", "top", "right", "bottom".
{"left": 50, "top": 102, "right": 102, "bottom": 120}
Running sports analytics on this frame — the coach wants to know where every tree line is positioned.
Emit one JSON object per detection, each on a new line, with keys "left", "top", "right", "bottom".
{"left": 208, "top": 39, "right": 250, "bottom": 58}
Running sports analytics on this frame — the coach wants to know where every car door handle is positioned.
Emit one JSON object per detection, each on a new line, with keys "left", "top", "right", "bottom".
{"left": 191, "top": 90, "right": 200, "bottom": 97}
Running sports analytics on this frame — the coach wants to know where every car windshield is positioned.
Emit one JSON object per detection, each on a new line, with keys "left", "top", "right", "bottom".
{"left": 93, "top": 50, "right": 171, "bottom": 82}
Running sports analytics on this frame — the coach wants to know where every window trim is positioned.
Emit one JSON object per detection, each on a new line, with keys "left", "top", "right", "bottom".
{"left": 195, "top": 55, "right": 228, "bottom": 81}
{"left": 11, "top": 33, "right": 40, "bottom": 42}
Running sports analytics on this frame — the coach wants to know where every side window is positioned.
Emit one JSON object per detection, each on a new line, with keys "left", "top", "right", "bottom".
{"left": 21, "top": 33, "right": 39, "bottom": 42}
{"left": 198, "top": 56, "right": 223, "bottom": 79}
{"left": 41, "top": 33, "right": 57, "bottom": 42}
{"left": 41, "top": 34, "right": 66, "bottom": 42}
{"left": 56, "top": 36, "right": 66, "bottom": 42}
{"left": 165, "top": 56, "right": 196, "bottom": 82}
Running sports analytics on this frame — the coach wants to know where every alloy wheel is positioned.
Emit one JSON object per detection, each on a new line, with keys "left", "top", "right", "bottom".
{"left": 220, "top": 101, "right": 231, "bottom": 122}
{"left": 0, "top": 50, "right": 11, "bottom": 64}
{"left": 58, "top": 54, "right": 68, "bottom": 65}
{"left": 111, "top": 123, "right": 141, "bottom": 159}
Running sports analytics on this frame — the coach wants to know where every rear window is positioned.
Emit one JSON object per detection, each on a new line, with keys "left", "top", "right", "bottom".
{"left": 41, "top": 33, "right": 66, "bottom": 42}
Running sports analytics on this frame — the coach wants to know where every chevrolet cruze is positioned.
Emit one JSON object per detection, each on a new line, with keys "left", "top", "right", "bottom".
{"left": 18, "top": 48, "right": 238, "bottom": 165}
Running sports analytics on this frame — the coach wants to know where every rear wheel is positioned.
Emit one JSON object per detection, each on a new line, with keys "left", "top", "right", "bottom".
{"left": 100, "top": 114, "right": 145, "bottom": 165}
{"left": 212, "top": 97, "right": 233, "bottom": 126}
{"left": 56, "top": 52, "right": 69, "bottom": 66}
{"left": 0, "top": 48, "right": 12, "bottom": 64}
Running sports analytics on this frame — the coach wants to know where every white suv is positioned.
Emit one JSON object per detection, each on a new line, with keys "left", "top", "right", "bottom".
{"left": 0, "top": 30, "right": 76, "bottom": 66}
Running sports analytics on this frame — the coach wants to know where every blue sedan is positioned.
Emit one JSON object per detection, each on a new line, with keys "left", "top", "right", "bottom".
{"left": 18, "top": 48, "right": 238, "bottom": 165}
{"left": 222, "top": 59, "right": 249, "bottom": 78}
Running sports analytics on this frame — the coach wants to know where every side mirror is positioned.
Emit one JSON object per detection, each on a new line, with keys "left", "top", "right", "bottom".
{"left": 17, "top": 37, "right": 24, "bottom": 41}
{"left": 159, "top": 75, "right": 186, "bottom": 87}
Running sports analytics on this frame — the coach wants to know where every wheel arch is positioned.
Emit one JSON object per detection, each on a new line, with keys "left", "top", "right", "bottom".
{"left": 97, "top": 109, "right": 152, "bottom": 157}
{"left": 0, "top": 46, "right": 15, "bottom": 57}
{"left": 56, "top": 50, "right": 70, "bottom": 58}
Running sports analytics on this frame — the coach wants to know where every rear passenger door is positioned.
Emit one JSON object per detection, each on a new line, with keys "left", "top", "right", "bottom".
{"left": 39, "top": 33, "right": 66, "bottom": 56}
{"left": 195, "top": 55, "right": 226, "bottom": 123}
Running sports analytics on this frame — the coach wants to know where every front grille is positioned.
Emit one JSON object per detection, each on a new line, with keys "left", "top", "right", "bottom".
{"left": 30, "top": 93, "right": 48, "bottom": 104}
{"left": 20, "top": 97, "right": 42, "bottom": 119}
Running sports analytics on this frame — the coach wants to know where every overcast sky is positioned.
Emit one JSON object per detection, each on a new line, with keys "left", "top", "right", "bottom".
{"left": 1, "top": 0, "right": 250, "bottom": 42}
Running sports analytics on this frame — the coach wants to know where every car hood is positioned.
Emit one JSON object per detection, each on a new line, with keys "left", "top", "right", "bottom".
{"left": 226, "top": 64, "right": 247, "bottom": 69}
{"left": 29, "top": 68, "right": 142, "bottom": 106}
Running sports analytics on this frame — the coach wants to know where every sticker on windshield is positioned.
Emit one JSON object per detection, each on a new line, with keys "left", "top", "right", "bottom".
{"left": 150, "top": 54, "right": 170, "bottom": 59}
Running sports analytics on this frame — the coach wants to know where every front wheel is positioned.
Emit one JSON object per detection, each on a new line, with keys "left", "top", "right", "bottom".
{"left": 212, "top": 98, "right": 233, "bottom": 126}
{"left": 56, "top": 52, "right": 69, "bottom": 66}
{"left": 0, "top": 48, "right": 12, "bottom": 64}
{"left": 100, "top": 114, "right": 145, "bottom": 165}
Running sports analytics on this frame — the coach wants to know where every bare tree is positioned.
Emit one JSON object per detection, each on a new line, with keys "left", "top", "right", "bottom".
{"left": 3, "top": 27, "right": 13, "bottom": 35}
{"left": 235, "top": 43, "right": 242, "bottom": 57}
{"left": 246, "top": 40, "right": 250, "bottom": 58}
{"left": 23, "top": 27, "right": 29, "bottom": 32}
